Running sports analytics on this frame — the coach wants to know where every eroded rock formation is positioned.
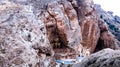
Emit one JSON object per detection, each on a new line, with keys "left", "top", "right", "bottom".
{"left": 75, "top": 0, "right": 100, "bottom": 53}
{"left": 95, "top": 4, "right": 120, "bottom": 42}
{"left": 70, "top": 48, "right": 120, "bottom": 67}
{"left": 0, "top": 0, "right": 119, "bottom": 67}
{"left": 44, "top": 0, "right": 82, "bottom": 59}
{"left": 94, "top": 5, "right": 120, "bottom": 52}
{"left": 0, "top": 0, "right": 55, "bottom": 67}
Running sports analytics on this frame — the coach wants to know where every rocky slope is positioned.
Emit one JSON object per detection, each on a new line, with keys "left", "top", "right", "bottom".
{"left": 0, "top": 0, "right": 120, "bottom": 67}
{"left": 93, "top": 4, "right": 120, "bottom": 52}
{"left": 64, "top": 48, "right": 120, "bottom": 67}
{"left": 94, "top": 4, "right": 120, "bottom": 41}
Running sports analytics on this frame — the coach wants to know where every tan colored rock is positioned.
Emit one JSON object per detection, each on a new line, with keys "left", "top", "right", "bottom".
{"left": 0, "top": 0, "right": 119, "bottom": 67}
{"left": 44, "top": 0, "right": 82, "bottom": 59}
{"left": 95, "top": 19, "right": 118, "bottom": 52}
{"left": 75, "top": 0, "right": 100, "bottom": 53}
{"left": 80, "top": 15, "right": 100, "bottom": 53}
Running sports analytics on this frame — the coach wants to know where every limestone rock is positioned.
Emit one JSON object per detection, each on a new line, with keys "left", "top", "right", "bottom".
{"left": 94, "top": 4, "right": 120, "bottom": 42}
{"left": 0, "top": 0, "right": 83, "bottom": 66}
{"left": 94, "top": 4, "right": 120, "bottom": 51}
{"left": 0, "top": 0, "right": 55, "bottom": 67}
{"left": 71, "top": 48, "right": 120, "bottom": 67}
{"left": 44, "top": 0, "right": 82, "bottom": 59}
{"left": 75, "top": 0, "right": 100, "bottom": 53}
{"left": 0, "top": 0, "right": 120, "bottom": 67}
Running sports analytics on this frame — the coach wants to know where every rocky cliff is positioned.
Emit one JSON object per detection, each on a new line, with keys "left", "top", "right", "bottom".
{"left": 94, "top": 4, "right": 120, "bottom": 50}
{"left": 0, "top": 0, "right": 120, "bottom": 67}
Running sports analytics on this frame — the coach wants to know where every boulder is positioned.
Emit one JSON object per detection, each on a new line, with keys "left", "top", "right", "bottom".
{"left": 71, "top": 48, "right": 120, "bottom": 67}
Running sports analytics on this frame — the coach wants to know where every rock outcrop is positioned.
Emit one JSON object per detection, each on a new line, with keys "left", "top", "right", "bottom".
{"left": 44, "top": 0, "right": 82, "bottom": 59}
{"left": 70, "top": 48, "right": 120, "bottom": 67}
{"left": 0, "top": 0, "right": 120, "bottom": 67}
{"left": 0, "top": 0, "right": 83, "bottom": 66}
{"left": 75, "top": 0, "right": 100, "bottom": 53}
{"left": 94, "top": 4, "right": 120, "bottom": 51}
{"left": 94, "top": 5, "right": 120, "bottom": 42}
{"left": 0, "top": 0, "right": 55, "bottom": 67}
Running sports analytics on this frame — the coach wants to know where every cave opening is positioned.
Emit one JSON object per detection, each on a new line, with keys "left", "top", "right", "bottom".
{"left": 45, "top": 20, "right": 76, "bottom": 59}
{"left": 49, "top": 32, "right": 76, "bottom": 59}
{"left": 52, "top": 39, "right": 68, "bottom": 49}
{"left": 94, "top": 38, "right": 104, "bottom": 52}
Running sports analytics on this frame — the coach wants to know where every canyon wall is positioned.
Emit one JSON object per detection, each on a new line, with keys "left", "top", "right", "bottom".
{"left": 0, "top": 0, "right": 119, "bottom": 67}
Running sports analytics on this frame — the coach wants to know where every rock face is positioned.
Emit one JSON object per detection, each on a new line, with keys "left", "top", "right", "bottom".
{"left": 44, "top": 0, "right": 82, "bottom": 59}
{"left": 0, "top": 0, "right": 55, "bottom": 67}
{"left": 95, "top": 19, "right": 117, "bottom": 52}
{"left": 70, "top": 48, "right": 120, "bottom": 67}
{"left": 0, "top": 0, "right": 83, "bottom": 67}
{"left": 0, "top": 0, "right": 119, "bottom": 67}
{"left": 94, "top": 4, "right": 120, "bottom": 51}
{"left": 94, "top": 5, "right": 120, "bottom": 42}
{"left": 75, "top": 0, "right": 100, "bottom": 53}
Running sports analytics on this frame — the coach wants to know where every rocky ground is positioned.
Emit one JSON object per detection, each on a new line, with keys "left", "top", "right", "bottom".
{"left": 62, "top": 48, "right": 120, "bottom": 67}
{"left": 0, "top": 0, "right": 120, "bottom": 67}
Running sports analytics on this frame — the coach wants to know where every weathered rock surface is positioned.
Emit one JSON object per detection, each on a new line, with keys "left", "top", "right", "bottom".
{"left": 0, "top": 0, "right": 83, "bottom": 67}
{"left": 44, "top": 0, "right": 82, "bottom": 59}
{"left": 94, "top": 5, "right": 120, "bottom": 40}
{"left": 94, "top": 4, "right": 120, "bottom": 51}
{"left": 69, "top": 48, "right": 120, "bottom": 67}
{"left": 0, "top": 0, "right": 120, "bottom": 67}
{"left": 75, "top": 0, "right": 100, "bottom": 53}
{"left": 95, "top": 19, "right": 117, "bottom": 52}
{"left": 0, "top": 0, "right": 55, "bottom": 67}
{"left": 94, "top": 4, "right": 120, "bottom": 41}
